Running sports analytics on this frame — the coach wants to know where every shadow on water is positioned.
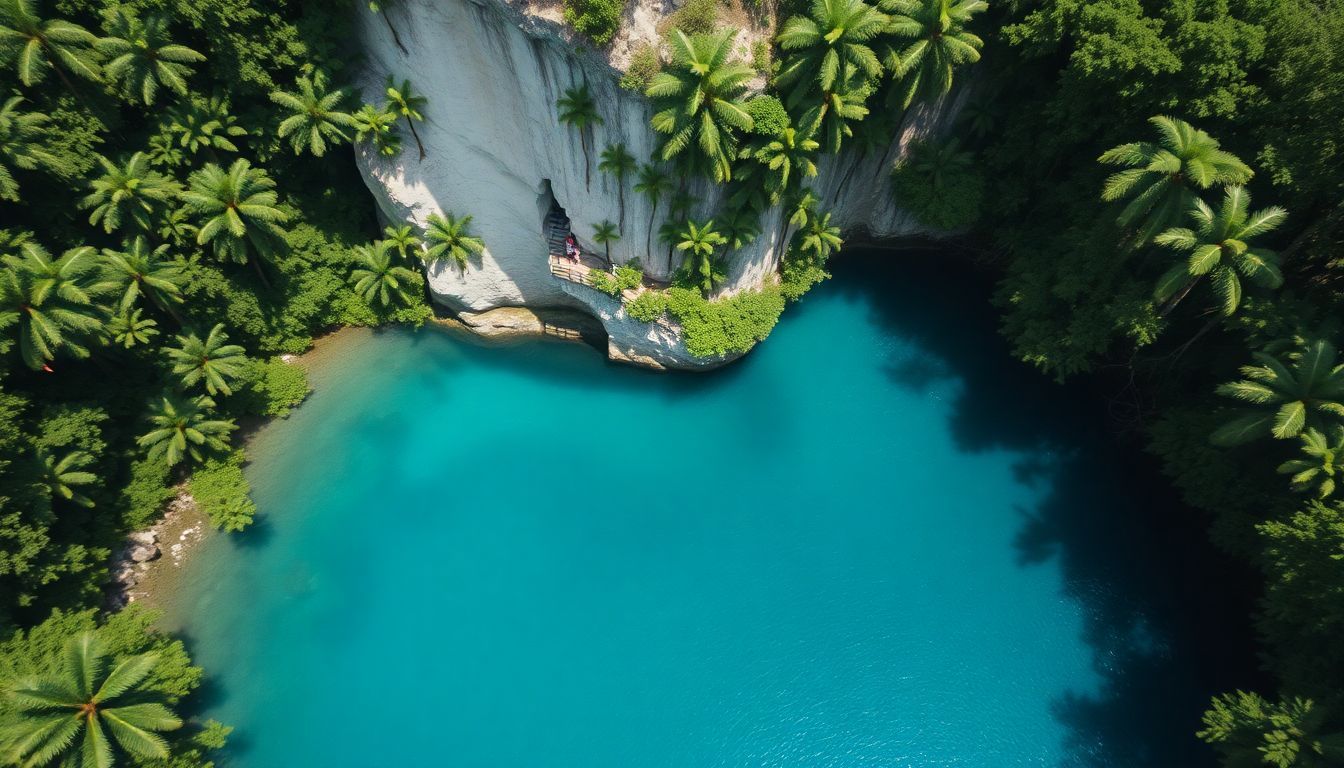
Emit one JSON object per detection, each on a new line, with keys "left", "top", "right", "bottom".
{"left": 826, "top": 248, "right": 1266, "bottom": 767}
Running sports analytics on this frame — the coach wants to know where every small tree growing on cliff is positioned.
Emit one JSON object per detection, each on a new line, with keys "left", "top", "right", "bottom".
{"left": 385, "top": 76, "right": 428, "bottom": 160}
{"left": 591, "top": 220, "right": 620, "bottom": 269}
{"left": 634, "top": 163, "right": 672, "bottom": 257}
{"left": 557, "top": 84, "right": 603, "bottom": 189}
{"left": 675, "top": 218, "right": 727, "bottom": 296}
{"left": 424, "top": 211, "right": 485, "bottom": 270}
{"left": 599, "top": 143, "right": 637, "bottom": 230}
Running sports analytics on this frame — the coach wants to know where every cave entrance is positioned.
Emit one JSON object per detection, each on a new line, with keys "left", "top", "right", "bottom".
{"left": 539, "top": 179, "right": 610, "bottom": 283}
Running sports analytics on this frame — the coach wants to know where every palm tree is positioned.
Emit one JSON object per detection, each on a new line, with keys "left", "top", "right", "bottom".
{"left": 598, "top": 143, "right": 637, "bottom": 228}
{"left": 181, "top": 159, "right": 289, "bottom": 282}
{"left": 367, "top": 0, "right": 409, "bottom": 55}
{"left": 271, "top": 71, "right": 354, "bottom": 157}
{"left": 775, "top": 0, "right": 887, "bottom": 107}
{"left": 719, "top": 209, "right": 761, "bottom": 251}
{"left": 350, "top": 240, "right": 419, "bottom": 307}
{"left": 1153, "top": 186, "right": 1285, "bottom": 316}
{"left": 138, "top": 393, "right": 234, "bottom": 467}
{"left": 385, "top": 76, "right": 427, "bottom": 160}
{"left": 1278, "top": 426, "right": 1344, "bottom": 499}
{"left": 648, "top": 30, "right": 754, "bottom": 183}
{"left": 163, "top": 96, "right": 247, "bottom": 159}
{"left": 556, "top": 83, "right": 603, "bottom": 189}
{"left": 778, "top": 187, "right": 818, "bottom": 259}
{"left": 799, "top": 73, "right": 872, "bottom": 154}
{"left": 1, "top": 632, "right": 182, "bottom": 767}
{"left": 1099, "top": 116, "right": 1253, "bottom": 244}
{"left": 633, "top": 164, "right": 672, "bottom": 256}
{"left": 106, "top": 307, "right": 157, "bottom": 348}
{"left": 0, "top": 95, "right": 62, "bottom": 202}
{"left": 798, "top": 209, "right": 843, "bottom": 262}
{"left": 878, "top": 0, "right": 985, "bottom": 111}
{"left": 35, "top": 447, "right": 95, "bottom": 507}
{"left": 0, "top": 0, "right": 100, "bottom": 91}
{"left": 0, "top": 245, "right": 104, "bottom": 371}
{"left": 1212, "top": 339, "right": 1344, "bottom": 445}
{"left": 748, "top": 126, "right": 819, "bottom": 194}
{"left": 352, "top": 103, "right": 401, "bottom": 157}
{"left": 102, "top": 236, "right": 185, "bottom": 322}
{"left": 97, "top": 9, "right": 204, "bottom": 105}
{"left": 676, "top": 219, "right": 727, "bottom": 296}
{"left": 591, "top": 220, "right": 620, "bottom": 269}
{"left": 423, "top": 211, "right": 484, "bottom": 269}
{"left": 165, "top": 323, "right": 247, "bottom": 397}
{"left": 81, "top": 153, "right": 181, "bottom": 235}
{"left": 382, "top": 224, "right": 420, "bottom": 263}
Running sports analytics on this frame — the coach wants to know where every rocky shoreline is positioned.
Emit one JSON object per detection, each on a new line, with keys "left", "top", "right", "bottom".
{"left": 105, "top": 491, "right": 210, "bottom": 612}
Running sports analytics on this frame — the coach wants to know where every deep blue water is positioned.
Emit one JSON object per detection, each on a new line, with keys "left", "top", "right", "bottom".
{"left": 166, "top": 256, "right": 1249, "bottom": 767}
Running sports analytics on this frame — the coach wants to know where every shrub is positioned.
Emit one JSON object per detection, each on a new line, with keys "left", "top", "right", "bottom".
{"left": 669, "top": 0, "right": 718, "bottom": 35}
{"left": 620, "top": 43, "right": 662, "bottom": 91}
{"left": 188, "top": 452, "right": 258, "bottom": 532}
{"left": 751, "top": 40, "right": 773, "bottom": 76}
{"left": 780, "top": 252, "right": 831, "bottom": 301}
{"left": 118, "top": 457, "right": 176, "bottom": 530}
{"left": 592, "top": 264, "right": 644, "bottom": 296}
{"left": 590, "top": 270, "right": 621, "bottom": 296}
{"left": 615, "top": 264, "right": 644, "bottom": 290}
{"left": 666, "top": 286, "right": 785, "bottom": 357}
{"left": 745, "top": 95, "right": 789, "bottom": 136}
{"left": 235, "top": 357, "right": 311, "bottom": 417}
{"left": 564, "top": 0, "right": 626, "bottom": 44}
{"left": 626, "top": 290, "right": 670, "bottom": 322}
{"left": 890, "top": 139, "right": 986, "bottom": 231}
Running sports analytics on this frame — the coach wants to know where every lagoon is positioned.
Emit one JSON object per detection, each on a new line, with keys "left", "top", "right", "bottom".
{"left": 163, "top": 255, "right": 1243, "bottom": 767}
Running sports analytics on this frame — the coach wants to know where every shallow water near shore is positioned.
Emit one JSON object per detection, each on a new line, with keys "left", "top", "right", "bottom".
{"left": 161, "top": 253, "right": 1250, "bottom": 767}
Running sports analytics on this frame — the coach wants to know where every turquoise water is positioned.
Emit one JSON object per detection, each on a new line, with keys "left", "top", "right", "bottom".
{"left": 167, "top": 257, "right": 1241, "bottom": 767}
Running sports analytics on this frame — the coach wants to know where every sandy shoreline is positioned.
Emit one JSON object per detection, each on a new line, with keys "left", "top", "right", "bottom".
{"left": 131, "top": 326, "right": 371, "bottom": 616}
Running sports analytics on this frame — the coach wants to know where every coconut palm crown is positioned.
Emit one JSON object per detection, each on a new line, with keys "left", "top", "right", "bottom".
{"left": 1212, "top": 339, "right": 1344, "bottom": 446}
{"left": 0, "top": 631, "right": 183, "bottom": 768}
{"left": 1153, "top": 185, "right": 1285, "bottom": 316}
{"left": 1099, "top": 115, "right": 1253, "bottom": 243}
{"left": 647, "top": 29, "right": 755, "bottom": 183}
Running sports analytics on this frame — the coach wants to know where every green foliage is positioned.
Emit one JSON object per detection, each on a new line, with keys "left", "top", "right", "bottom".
{"left": 1199, "top": 692, "right": 1344, "bottom": 767}
{"left": 625, "top": 289, "right": 669, "bottom": 322}
{"left": 187, "top": 451, "right": 255, "bottom": 532}
{"left": 592, "top": 263, "right": 643, "bottom": 296}
{"left": 619, "top": 43, "right": 661, "bottom": 91}
{"left": 648, "top": 30, "right": 753, "bottom": 182}
{"left": 780, "top": 250, "right": 830, "bottom": 300}
{"left": 1212, "top": 339, "right": 1344, "bottom": 446}
{"left": 666, "top": 286, "right": 785, "bottom": 357}
{"left": 668, "top": 0, "right": 719, "bottom": 35}
{"left": 563, "top": 0, "right": 626, "bottom": 44}
{"left": 116, "top": 458, "right": 174, "bottom": 531}
{"left": 890, "top": 138, "right": 985, "bottom": 230}
{"left": 1277, "top": 427, "right": 1344, "bottom": 499}
{"left": 744, "top": 95, "right": 789, "bottom": 137}
{"left": 1, "top": 630, "right": 184, "bottom": 766}
{"left": 234, "top": 357, "right": 309, "bottom": 418}
{"left": 423, "top": 211, "right": 484, "bottom": 269}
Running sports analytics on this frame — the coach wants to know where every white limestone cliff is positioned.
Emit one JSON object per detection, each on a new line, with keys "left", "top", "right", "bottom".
{"left": 354, "top": 0, "right": 961, "bottom": 369}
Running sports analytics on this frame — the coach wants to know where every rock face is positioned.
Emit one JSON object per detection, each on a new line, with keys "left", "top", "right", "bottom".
{"left": 354, "top": 0, "right": 961, "bottom": 368}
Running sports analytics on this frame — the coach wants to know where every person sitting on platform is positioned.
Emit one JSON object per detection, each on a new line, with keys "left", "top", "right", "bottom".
{"left": 564, "top": 234, "right": 580, "bottom": 263}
